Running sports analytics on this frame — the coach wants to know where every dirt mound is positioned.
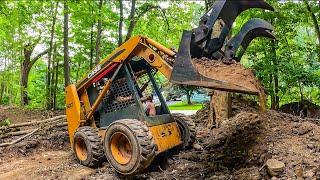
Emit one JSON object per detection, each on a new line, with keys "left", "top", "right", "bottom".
{"left": 137, "top": 110, "right": 320, "bottom": 179}
{"left": 279, "top": 100, "right": 320, "bottom": 118}
{"left": 192, "top": 95, "right": 259, "bottom": 128}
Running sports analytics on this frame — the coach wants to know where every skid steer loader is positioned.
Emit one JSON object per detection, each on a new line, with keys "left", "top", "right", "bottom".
{"left": 65, "top": 0, "right": 275, "bottom": 175}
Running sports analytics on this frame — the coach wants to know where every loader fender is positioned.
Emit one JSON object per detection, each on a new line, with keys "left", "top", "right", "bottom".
{"left": 149, "top": 122, "right": 182, "bottom": 153}
{"left": 65, "top": 84, "right": 81, "bottom": 146}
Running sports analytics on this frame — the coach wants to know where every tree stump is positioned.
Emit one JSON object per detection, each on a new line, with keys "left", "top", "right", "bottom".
{"left": 207, "top": 90, "right": 232, "bottom": 129}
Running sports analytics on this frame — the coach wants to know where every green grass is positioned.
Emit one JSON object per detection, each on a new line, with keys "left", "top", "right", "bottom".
{"left": 168, "top": 102, "right": 203, "bottom": 110}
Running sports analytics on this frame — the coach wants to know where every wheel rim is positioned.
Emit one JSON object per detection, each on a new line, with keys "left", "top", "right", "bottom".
{"left": 75, "top": 137, "right": 88, "bottom": 161}
{"left": 110, "top": 132, "right": 132, "bottom": 165}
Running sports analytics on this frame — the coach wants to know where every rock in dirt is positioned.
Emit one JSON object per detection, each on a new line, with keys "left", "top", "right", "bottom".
{"left": 266, "top": 159, "right": 285, "bottom": 176}
{"left": 193, "top": 143, "right": 203, "bottom": 150}
{"left": 294, "top": 166, "right": 303, "bottom": 177}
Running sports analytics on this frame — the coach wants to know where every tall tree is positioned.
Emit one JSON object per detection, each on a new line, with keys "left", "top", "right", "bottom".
{"left": 303, "top": 0, "right": 320, "bottom": 61}
{"left": 21, "top": 42, "right": 50, "bottom": 106}
{"left": 118, "top": 0, "right": 124, "bottom": 46}
{"left": 125, "top": 0, "right": 136, "bottom": 41}
{"left": 90, "top": 2, "right": 95, "bottom": 69}
{"left": 46, "top": 1, "right": 59, "bottom": 109}
{"left": 95, "top": 0, "right": 103, "bottom": 65}
{"left": 63, "top": 0, "right": 70, "bottom": 87}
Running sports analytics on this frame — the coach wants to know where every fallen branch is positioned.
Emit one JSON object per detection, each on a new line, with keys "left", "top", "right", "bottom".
{"left": 0, "top": 128, "right": 39, "bottom": 147}
{"left": 0, "top": 115, "right": 66, "bottom": 130}
{"left": 0, "top": 129, "right": 34, "bottom": 139}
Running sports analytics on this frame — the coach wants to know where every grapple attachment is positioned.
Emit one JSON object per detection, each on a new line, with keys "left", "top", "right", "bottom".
{"left": 170, "top": 31, "right": 260, "bottom": 95}
{"left": 191, "top": 0, "right": 274, "bottom": 58}
{"left": 170, "top": 0, "right": 275, "bottom": 95}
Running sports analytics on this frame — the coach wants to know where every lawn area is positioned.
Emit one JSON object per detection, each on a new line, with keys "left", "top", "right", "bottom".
{"left": 168, "top": 102, "right": 203, "bottom": 110}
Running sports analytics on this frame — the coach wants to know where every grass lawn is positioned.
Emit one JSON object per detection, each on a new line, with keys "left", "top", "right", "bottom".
{"left": 168, "top": 101, "right": 203, "bottom": 110}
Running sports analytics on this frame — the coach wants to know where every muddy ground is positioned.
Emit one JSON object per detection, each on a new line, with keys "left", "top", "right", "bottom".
{"left": 0, "top": 102, "right": 320, "bottom": 179}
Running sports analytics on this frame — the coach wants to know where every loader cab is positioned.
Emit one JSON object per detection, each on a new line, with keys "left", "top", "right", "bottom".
{"left": 87, "top": 57, "right": 173, "bottom": 128}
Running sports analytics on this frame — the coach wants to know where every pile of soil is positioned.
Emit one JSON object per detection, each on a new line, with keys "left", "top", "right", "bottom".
{"left": 137, "top": 110, "right": 320, "bottom": 179}
{"left": 193, "top": 58, "right": 266, "bottom": 111}
{"left": 192, "top": 95, "right": 259, "bottom": 127}
{"left": 280, "top": 100, "right": 320, "bottom": 118}
{"left": 193, "top": 58, "right": 263, "bottom": 94}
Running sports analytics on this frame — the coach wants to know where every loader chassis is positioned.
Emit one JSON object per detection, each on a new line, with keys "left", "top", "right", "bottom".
{"left": 65, "top": 40, "right": 184, "bottom": 174}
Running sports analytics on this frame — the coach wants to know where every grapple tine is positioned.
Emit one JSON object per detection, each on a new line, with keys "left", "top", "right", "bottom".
{"left": 170, "top": 31, "right": 260, "bottom": 95}
{"left": 224, "top": 18, "right": 275, "bottom": 60}
{"left": 192, "top": 0, "right": 274, "bottom": 58}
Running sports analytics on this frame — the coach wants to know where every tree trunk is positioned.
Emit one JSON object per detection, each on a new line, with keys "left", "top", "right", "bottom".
{"left": 211, "top": 90, "right": 232, "bottom": 128}
{"left": 271, "top": 40, "right": 279, "bottom": 109}
{"left": 303, "top": 0, "right": 320, "bottom": 61}
{"left": 186, "top": 93, "right": 192, "bottom": 105}
{"left": 20, "top": 64, "right": 30, "bottom": 106}
{"left": 125, "top": 0, "right": 136, "bottom": 41}
{"left": 46, "top": 1, "right": 58, "bottom": 110}
{"left": 63, "top": 0, "right": 71, "bottom": 87}
{"left": 20, "top": 43, "right": 49, "bottom": 106}
{"left": 90, "top": 4, "right": 94, "bottom": 69}
{"left": 20, "top": 44, "right": 33, "bottom": 106}
{"left": 51, "top": 44, "right": 57, "bottom": 109}
{"left": 207, "top": 93, "right": 215, "bottom": 129}
{"left": 270, "top": 73, "right": 275, "bottom": 110}
{"left": 95, "top": 0, "right": 103, "bottom": 65}
{"left": 118, "top": 0, "right": 124, "bottom": 46}
{"left": 0, "top": 82, "right": 5, "bottom": 104}
{"left": 53, "top": 45, "right": 59, "bottom": 110}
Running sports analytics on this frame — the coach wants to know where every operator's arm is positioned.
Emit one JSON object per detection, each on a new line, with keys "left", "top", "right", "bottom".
{"left": 116, "top": 95, "right": 133, "bottom": 102}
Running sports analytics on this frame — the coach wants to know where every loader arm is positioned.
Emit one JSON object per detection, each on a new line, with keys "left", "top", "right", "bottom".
{"left": 76, "top": 35, "right": 258, "bottom": 97}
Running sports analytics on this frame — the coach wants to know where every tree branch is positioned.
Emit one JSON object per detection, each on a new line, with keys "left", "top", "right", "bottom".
{"left": 28, "top": 48, "right": 50, "bottom": 70}
{"left": 136, "top": 5, "right": 170, "bottom": 30}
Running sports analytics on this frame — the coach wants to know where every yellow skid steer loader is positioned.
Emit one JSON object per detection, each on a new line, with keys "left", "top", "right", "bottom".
{"left": 65, "top": 0, "right": 275, "bottom": 175}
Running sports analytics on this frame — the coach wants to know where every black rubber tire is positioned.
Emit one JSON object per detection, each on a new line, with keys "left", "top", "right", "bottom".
{"left": 73, "top": 126, "right": 104, "bottom": 167}
{"left": 104, "top": 119, "right": 156, "bottom": 175}
{"left": 172, "top": 113, "right": 196, "bottom": 149}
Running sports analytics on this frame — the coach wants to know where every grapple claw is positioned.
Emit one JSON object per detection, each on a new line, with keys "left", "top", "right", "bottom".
{"left": 192, "top": 0, "right": 274, "bottom": 58}
{"left": 224, "top": 18, "right": 275, "bottom": 60}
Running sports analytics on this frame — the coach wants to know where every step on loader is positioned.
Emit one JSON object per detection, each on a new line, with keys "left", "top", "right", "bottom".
{"left": 65, "top": 0, "right": 275, "bottom": 175}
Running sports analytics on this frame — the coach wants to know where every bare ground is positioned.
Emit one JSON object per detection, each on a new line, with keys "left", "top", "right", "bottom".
{"left": 0, "top": 104, "right": 320, "bottom": 179}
